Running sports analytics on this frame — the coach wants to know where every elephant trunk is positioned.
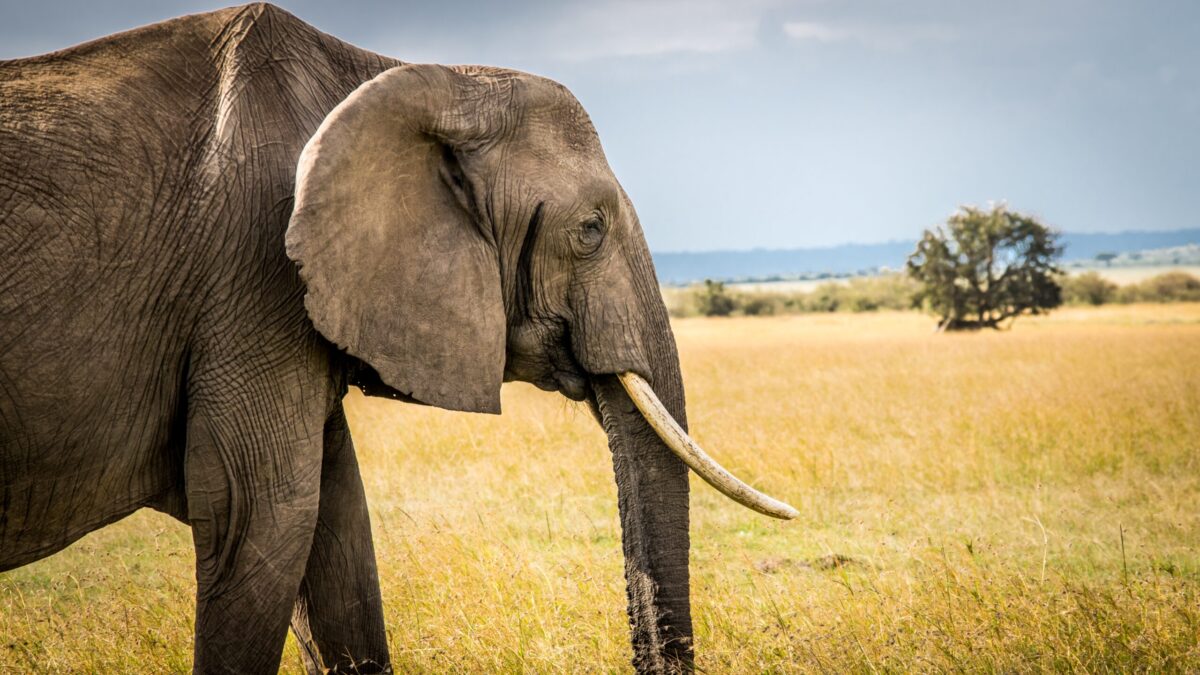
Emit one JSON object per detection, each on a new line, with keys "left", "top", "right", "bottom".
{"left": 573, "top": 197, "right": 793, "bottom": 671}
{"left": 581, "top": 231, "right": 695, "bottom": 670}
{"left": 592, "top": 350, "right": 693, "bottom": 673}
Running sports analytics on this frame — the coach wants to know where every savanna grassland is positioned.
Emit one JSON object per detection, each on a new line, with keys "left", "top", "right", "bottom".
{"left": 2, "top": 305, "right": 1199, "bottom": 672}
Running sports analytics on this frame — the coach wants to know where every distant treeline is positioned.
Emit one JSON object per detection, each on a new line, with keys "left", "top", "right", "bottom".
{"left": 1060, "top": 271, "right": 1200, "bottom": 306}
{"left": 665, "top": 271, "right": 1200, "bottom": 318}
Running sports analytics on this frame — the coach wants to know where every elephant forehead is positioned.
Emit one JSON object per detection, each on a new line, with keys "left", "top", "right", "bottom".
{"left": 530, "top": 174, "right": 620, "bottom": 214}
{"left": 493, "top": 138, "right": 613, "bottom": 196}
{"left": 517, "top": 96, "right": 603, "bottom": 152}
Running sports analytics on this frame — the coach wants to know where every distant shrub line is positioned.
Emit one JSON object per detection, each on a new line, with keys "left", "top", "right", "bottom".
{"left": 1059, "top": 271, "right": 1200, "bottom": 306}
{"left": 666, "top": 271, "right": 1200, "bottom": 318}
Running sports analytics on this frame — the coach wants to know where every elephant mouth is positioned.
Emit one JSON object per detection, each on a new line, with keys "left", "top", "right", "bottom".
{"left": 537, "top": 369, "right": 588, "bottom": 401}
{"left": 553, "top": 370, "right": 589, "bottom": 401}
{"left": 503, "top": 346, "right": 589, "bottom": 402}
{"left": 504, "top": 320, "right": 592, "bottom": 401}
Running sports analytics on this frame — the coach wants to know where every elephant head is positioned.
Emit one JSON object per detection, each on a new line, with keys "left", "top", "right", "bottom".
{"left": 285, "top": 63, "right": 796, "bottom": 672}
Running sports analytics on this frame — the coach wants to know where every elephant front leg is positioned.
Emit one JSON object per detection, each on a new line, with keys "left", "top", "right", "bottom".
{"left": 185, "top": 399, "right": 324, "bottom": 674}
{"left": 291, "top": 404, "right": 389, "bottom": 674}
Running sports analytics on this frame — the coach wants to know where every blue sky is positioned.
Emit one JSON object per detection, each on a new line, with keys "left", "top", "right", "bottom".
{"left": 3, "top": 1, "right": 1197, "bottom": 251}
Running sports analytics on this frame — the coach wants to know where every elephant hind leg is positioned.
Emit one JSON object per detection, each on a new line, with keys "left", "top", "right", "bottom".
{"left": 291, "top": 403, "right": 389, "bottom": 674}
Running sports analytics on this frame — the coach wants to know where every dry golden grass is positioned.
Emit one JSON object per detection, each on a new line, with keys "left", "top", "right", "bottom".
{"left": 3, "top": 304, "right": 1199, "bottom": 672}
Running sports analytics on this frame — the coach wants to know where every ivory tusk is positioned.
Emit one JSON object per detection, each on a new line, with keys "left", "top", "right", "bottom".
{"left": 617, "top": 372, "right": 800, "bottom": 520}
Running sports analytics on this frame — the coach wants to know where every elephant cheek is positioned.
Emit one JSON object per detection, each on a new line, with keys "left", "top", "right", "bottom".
{"left": 569, "top": 287, "right": 651, "bottom": 378}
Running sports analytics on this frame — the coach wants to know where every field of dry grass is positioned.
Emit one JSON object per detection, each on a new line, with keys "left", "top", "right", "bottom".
{"left": 3, "top": 304, "right": 1199, "bottom": 672}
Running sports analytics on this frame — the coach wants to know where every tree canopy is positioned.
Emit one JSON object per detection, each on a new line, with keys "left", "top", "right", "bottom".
{"left": 906, "top": 205, "right": 1063, "bottom": 330}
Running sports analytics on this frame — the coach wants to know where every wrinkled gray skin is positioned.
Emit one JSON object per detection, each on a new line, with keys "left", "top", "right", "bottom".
{"left": 0, "top": 4, "right": 693, "bottom": 674}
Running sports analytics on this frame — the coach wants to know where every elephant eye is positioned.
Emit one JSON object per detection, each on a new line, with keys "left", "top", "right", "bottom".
{"left": 579, "top": 214, "right": 605, "bottom": 252}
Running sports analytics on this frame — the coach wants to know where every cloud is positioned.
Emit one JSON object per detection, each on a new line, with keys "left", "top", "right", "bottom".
{"left": 548, "top": 0, "right": 778, "bottom": 60}
{"left": 783, "top": 20, "right": 958, "bottom": 50}
{"left": 781, "top": 22, "right": 851, "bottom": 43}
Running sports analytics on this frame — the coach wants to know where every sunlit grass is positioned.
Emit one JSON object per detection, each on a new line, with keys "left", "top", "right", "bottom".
{"left": 3, "top": 304, "right": 1199, "bottom": 671}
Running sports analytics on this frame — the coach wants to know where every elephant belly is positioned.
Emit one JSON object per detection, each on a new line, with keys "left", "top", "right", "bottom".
{"left": 0, "top": 348, "right": 188, "bottom": 571}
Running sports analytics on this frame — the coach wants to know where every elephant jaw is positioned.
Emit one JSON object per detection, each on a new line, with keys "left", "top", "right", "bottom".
{"left": 616, "top": 372, "right": 798, "bottom": 520}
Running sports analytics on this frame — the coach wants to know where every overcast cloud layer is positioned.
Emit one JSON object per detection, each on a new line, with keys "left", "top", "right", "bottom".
{"left": 2, "top": 0, "right": 1196, "bottom": 251}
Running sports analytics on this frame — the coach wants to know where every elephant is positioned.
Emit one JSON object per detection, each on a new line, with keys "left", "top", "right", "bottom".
{"left": 0, "top": 4, "right": 796, "bottom": 673}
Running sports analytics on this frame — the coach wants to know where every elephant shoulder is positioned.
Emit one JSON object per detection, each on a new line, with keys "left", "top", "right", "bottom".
{"left": 204, "top": 4, "right": 401, "bottom": 163}
{"left": 0, "top": 5, "right": 399, "bottom": 167}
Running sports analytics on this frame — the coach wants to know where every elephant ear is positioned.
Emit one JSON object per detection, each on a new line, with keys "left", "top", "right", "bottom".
{"left": 287, "top": 64, "right": 511, "bottom": 414}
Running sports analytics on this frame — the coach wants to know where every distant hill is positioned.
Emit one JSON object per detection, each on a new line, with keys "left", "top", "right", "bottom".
{"left": 1064, "top": 243, "right": 1200, "bottom": 268}
{"left": 651, "top": 228, "right": 1200, "bottom": 285}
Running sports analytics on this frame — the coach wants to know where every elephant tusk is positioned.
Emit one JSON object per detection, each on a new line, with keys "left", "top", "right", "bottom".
{"left": 617, "top": 372, "right": 800, "bottom": 520}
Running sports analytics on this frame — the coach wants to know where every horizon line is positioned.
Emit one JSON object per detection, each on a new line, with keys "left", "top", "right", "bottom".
{"left": 649, "top": 226, "right": 1200, "bottom": 256}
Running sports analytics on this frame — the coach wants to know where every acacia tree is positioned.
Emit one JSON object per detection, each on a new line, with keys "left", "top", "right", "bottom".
{"left": 907, "top": 204, "right": 1063, "bottom": 330}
